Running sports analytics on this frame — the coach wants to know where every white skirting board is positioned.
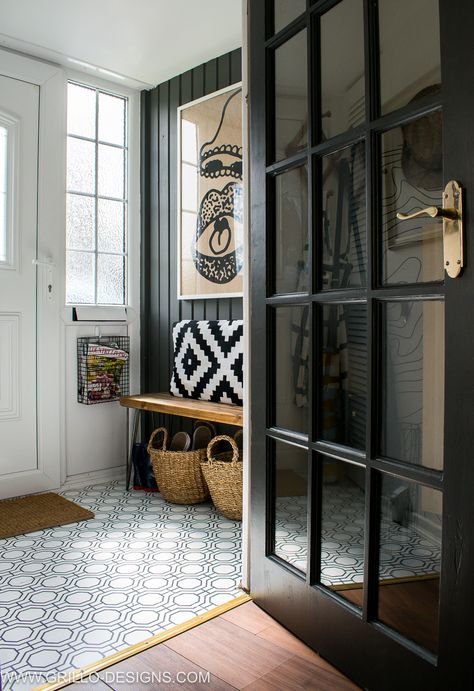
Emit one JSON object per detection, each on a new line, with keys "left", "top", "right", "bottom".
{"left": 61, "top": 465, "right": 126, "bottom": 490}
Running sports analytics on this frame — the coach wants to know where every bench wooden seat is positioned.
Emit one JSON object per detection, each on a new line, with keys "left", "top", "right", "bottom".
{"left": 120, "top": 392, "right": 243, "bottom": 427}
{"left": 120, "top": 392, "right": 244, "bottom": 489}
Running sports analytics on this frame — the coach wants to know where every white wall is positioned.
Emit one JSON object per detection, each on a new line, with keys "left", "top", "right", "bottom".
{"left": 63, "top": 321, "right": 129, "bottom": 483}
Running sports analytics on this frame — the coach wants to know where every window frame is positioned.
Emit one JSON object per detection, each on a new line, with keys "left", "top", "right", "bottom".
{"left": 65, "top": 77, "right": 130, "bottom": 306}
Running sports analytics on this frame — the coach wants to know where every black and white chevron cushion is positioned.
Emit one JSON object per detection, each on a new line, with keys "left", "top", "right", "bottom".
{"left": 170, "top": 320, "right": 244, "bottom": 405}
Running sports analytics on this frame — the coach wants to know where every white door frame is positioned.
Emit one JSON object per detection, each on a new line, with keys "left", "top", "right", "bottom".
{"left": 0, "top": 48, "right": 65, "bottom": 496}
{"left": 241, "top": 0, "right": 251, "bottom": 591}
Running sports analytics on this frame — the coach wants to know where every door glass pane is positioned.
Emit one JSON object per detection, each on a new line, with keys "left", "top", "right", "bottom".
{"left": 320, "top": 0, "right": 365, "bottom": 139}
{"left": 379, "top": 0, "right": 441, "bottom": 114}
{"left": 381, "top": 301, "right": 444, "bottom": 470}
{"left": 275, "top": 164, "right": 308, "bottom": 294}
{"left": 381, "top": 115, "right": 443, "bottom": 284}
{"left": 322, "top": 142, "right": 366, "bottom": 290}
{"left": 273, "top": 440, "right": 308, "bottom": 573}
{"left": 0, "top": 125, "right": 7, "bottom": 262}
{"left": 274, "top": 0, "right": 306, "bottom": 34}
{"left": 321, "top": 304, "right": 367, "bottom": 450}
{"left": 275, "top": 30, "right": 308, "bottom": 161}
{"left": 274, "top": 306, "right": 309, "bottom": 434}
{"left": 378, "top": 473, "right": 441, "bottom": 653}
{"left": 321, "top": 457, "right": 366, "bottom": 606}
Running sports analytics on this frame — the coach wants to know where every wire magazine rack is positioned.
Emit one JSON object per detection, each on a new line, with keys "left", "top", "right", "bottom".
{"left": 77, "top": 336, "right": 130, "bottom": 405}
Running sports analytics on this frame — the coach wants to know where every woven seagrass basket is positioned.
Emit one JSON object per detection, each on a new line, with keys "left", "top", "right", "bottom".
{"left": 148, "top": 427, "right": 209, "bottom": 504}
{"left": 201, "top": 435, "right": 243, "bottom": 521}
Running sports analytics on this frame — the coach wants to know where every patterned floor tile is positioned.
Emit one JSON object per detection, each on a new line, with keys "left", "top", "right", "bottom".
{"left": 0, "top": 481, "right": 242, "bottom": 691}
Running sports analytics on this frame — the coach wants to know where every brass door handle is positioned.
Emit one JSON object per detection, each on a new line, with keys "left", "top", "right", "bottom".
{"left": 395, "top": 180, "right": 464, "bottom": 278}
{"left": 396, "top": 206, "right": 459, "bottom": 221}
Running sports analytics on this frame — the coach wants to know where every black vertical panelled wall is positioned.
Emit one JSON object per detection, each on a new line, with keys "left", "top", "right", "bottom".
{"left": 140, "top": 49, "right": 242, "bottom": 426}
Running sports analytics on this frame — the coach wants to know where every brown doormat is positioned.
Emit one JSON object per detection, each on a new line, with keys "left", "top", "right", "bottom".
{"left": 0, "top": 493, "right": 94, "bottom": 540}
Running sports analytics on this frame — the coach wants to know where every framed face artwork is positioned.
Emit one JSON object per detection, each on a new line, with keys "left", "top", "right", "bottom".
{"left": 178, "top": 84, "right": 243, "bottom": 299}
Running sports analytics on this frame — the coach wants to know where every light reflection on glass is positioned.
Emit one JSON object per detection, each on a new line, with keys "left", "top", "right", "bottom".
{"left": 378, "top": 473, "right": 442, "bottom": 653}
{"left": 273, "top": 440, "right": 308, "bottom": 573}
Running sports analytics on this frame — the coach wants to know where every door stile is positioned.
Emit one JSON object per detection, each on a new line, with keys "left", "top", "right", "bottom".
{"left": 362, "top": 0, "right": 378, "bottom": 623}
{"left": 436, "top": 0, "right": 474, "bottom": 681}
{"left": 249, "top": 0, "right": 267, "bottom": 602}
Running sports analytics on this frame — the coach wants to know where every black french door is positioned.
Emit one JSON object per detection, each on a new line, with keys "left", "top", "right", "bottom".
{"left": 249, "top": 1, "right": 474, "bottom": 688}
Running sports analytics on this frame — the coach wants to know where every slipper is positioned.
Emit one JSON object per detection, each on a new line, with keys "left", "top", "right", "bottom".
{"left": 234, "top": 429, "right": 243, "bottom": 450}
{"left": 192, "top": 424, "right": 214, "bottom": 450}
{"left": 193, "top": 419, "right": 216, "bottom": 435}
{"left": 170, "top": 431, "right": 191, "bottom": 451}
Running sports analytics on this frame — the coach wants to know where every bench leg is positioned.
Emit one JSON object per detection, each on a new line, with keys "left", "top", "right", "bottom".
{"left": 126, "top": 409, "right": 140, "bottom": 491}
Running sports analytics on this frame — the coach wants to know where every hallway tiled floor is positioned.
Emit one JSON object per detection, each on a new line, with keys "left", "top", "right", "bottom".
{"left": 0, "top": 482, "right": 242, "bottom": 690}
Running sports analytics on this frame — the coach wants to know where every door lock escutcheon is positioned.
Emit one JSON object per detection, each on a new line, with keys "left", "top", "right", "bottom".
{"left": 396, "top": 180, "right": 464, "bottom": 278}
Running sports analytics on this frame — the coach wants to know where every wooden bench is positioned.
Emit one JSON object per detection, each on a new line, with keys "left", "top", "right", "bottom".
{"left": 120, "top": 393, "right": 244, "bottom": 489}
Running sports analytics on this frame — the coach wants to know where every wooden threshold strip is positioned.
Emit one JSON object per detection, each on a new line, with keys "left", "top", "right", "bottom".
{"left": 36, "top": 593, "right": 251, "bottom": 691}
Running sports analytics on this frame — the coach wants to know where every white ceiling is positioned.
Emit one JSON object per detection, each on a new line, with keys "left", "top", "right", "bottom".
{"left": 0, "top": 0, "right": 242, "bottom": 89}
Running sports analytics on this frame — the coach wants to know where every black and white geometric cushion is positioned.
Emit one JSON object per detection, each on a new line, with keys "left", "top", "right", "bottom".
{"left": 170, "top": 320, "right": 244, "bottom": 406}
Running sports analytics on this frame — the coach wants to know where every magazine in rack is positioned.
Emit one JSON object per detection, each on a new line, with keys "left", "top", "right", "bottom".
{"left": 81, "top": 343, "right": 129, "bottom": 403}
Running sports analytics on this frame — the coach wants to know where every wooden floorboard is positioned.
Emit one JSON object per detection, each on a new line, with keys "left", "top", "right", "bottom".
{"left": 165, "top": 616, "right": 294, "bottom": 689}
{"left": 221, "top": 600, "right": 275, "bottom": 634}
{"left": 241, "top": 655, "right": 358, "bottom": 691}
{"left": 71, "top": 601, "right": 359, "bottom": 690}
{"left": 97, "top": 644, "right": 234, "bottom": 690}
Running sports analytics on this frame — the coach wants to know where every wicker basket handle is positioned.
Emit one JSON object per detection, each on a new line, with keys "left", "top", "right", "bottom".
{"left": 147, "top": 427, "right": 168, "bottom": 453}
{"left": 207, "top": 435, "right": 240, "bottom": 465}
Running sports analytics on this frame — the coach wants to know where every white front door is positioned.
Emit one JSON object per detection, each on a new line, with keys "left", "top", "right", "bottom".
{"left": 0, "top": 73, "right": 55, "bottom": 499}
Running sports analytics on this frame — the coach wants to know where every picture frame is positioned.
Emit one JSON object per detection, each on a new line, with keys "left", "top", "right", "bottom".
{"left": 177, "top": 83, "right": 243, "bottom": 300}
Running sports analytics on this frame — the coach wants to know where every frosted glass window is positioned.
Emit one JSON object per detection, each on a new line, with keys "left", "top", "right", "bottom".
{"left": 97, "top": 254, "right": 125, "bottom": 304}
{"left": 66, "top": 194, "right": 95, "bottom": 251}
{"left": 99, "top": 93, "right": 125, "bottom": 145}
{"left": 67, "top": 138, "right": 95, "bottom": 194}
{"left": 0, "top": 126, "right": 7, "bottom": 262}
{"left": 98, "top": 144, "right": 125, "bottom": 199}
{"left": 98, "top": 199, "right": 125, "bottom": 253}
{"left": 66, "top": 251, "right": 95, "bottom": 304}
{"left": 66, "top": 81, "right": 127, "bottom": 304}
{"left": 67, "top": 83, "right": 96, "bottom": 138}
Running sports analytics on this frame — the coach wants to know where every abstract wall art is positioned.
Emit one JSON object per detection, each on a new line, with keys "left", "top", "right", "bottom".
{"left": 178, "top": 84, "right": 243, "bottom": 299}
